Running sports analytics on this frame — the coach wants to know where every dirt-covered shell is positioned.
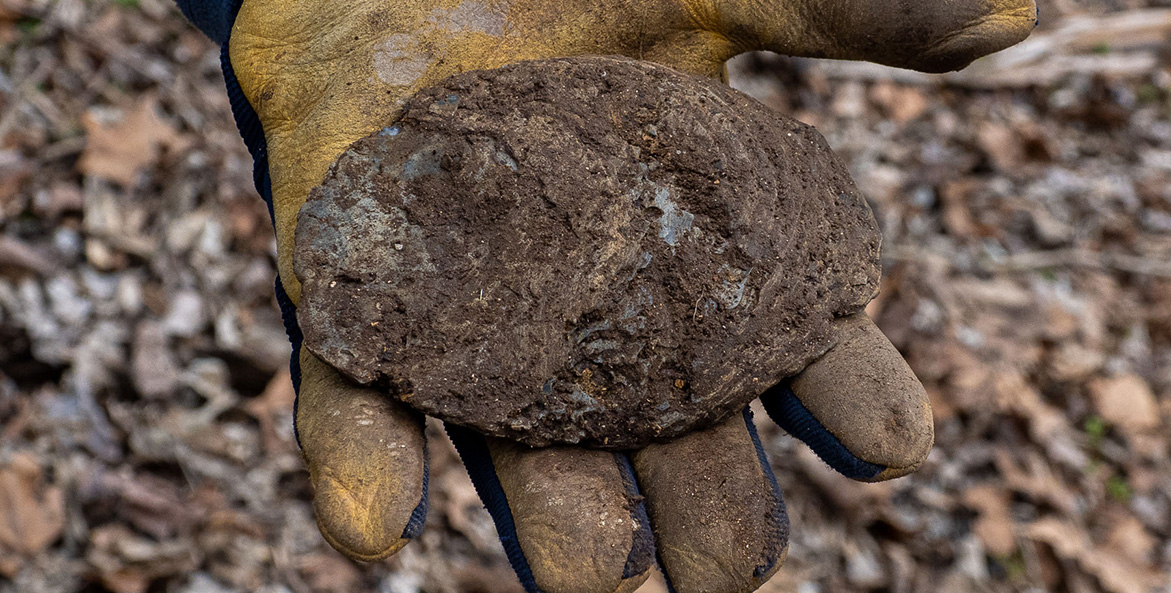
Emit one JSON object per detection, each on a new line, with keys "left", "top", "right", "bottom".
{"left": 293, "top": 55, "right": 881, "bottom": 449}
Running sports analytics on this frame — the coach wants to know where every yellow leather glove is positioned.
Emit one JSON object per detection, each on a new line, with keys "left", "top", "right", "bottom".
{"left": 177, "top": 1, "right": 1036, "bottom": 592}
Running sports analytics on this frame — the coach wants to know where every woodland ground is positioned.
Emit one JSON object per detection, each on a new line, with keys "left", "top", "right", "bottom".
{"left": 2, "top": 0, "right": 1171, "bottom": 592}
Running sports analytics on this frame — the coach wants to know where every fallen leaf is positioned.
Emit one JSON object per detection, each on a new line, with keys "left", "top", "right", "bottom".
{"left": 454, "top": 563, "right": 527, "bottom": 593}
{"left": 86, "top": 524, "right": 199, "bottom": 587}
{"left": 962, "top": 486, "right": 1016, "bottom": 556}
{"left": 78, "top": 95, "right": 185, "bottom": 186}
{"left": 1105, "top": 515, "right": 1155, "bottom": 563}
{"left": 131, "top": 321, "right": 180, "bottom": 399}
{"left": 996, "top": 372, "right": 1068, "bottom": 441}
{"left": 977, "top": 123, "right": 1025, "bottom": 174}
{"left": 0, "top": 452, "right": 65, "bottom": 575}
{"left": 1025, "top": 517, "right": 1161, "bottom": 593}
{"left": 1088, "top": 374, "right": 1162, "bottom": 434}
{"left": 870, "top": 81, "right": 930, "bottom": 124}
{"left": 0, "top": 235, "right": 60, "bottom": 277}
{"left": 994, "top": 450, "right": 1077, "bottom": 514}
{"left": 99, "top": 569, "right": 150, "bottom": 593}
{"left": 939, "top": 180, "right": 978, "bottom": 238}
{"left": 97, "top": 469, "right": 202, "bottom": 540}
{"left": 1048, "top": 342, "right": 1105, "bottom": 382}
{"left": 844, "top": 539, "right": 888, "bottom": 588}
{"left": 0, "top": 149, "right": 31, "bottom": 211}
{"left": 297, "top": 553, "right": 362, "bottom": 593}
{"left": 243, "top": 368, "right": 296, "bottom": 454}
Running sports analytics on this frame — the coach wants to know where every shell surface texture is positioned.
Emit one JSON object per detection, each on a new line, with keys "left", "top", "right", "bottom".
{"left": 294, "top": 55, "right": 881, "bottom": 449}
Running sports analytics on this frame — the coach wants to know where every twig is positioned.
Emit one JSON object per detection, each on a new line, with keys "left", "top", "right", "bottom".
{"left": 885, "top": 244, "right": 1171, "bottom": 278}
{"left": 984, "top": 248, "right": 1171, "bottom": 277}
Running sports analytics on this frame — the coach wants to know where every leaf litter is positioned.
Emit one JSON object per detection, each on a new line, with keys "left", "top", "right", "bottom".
{"left": 2, "top": 0, "right": 1171, "bottom": 592}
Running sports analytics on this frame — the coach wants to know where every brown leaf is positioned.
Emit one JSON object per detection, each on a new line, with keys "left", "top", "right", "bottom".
{"left": 962, "top": 486, "right": 1016, "bottom": 556}
{"left": 1105, "top": 515, "right": 1156, "bottom": 563}
{"left": 98, "top": 470, "right": 203, "bottom": 540}
{"left": 0, "top": 452, "right": 65, "bottom": 574}
{"left": 0, "top": 150, "right": 31, "bottom": 210}
{"left": 98, "top": 569, "right": 150, "bottom": 593}
{"left": 1088, "top": 374, "right": 1162, "bottom": 434}
{"left": 977, "top": 123, "right": 1026, "bottom": 173}
{"left": 938, "top": 181, "right": 978, "bottom": 238}
{"left": 297, "top": 553, "right": 362, "bottom": 593}
{"left": 131, "top": 321, "right": 180, "bottom": 399}
{"left": 1025, "top": 518, "right": 1161, "bottom": 593}
{"left": 0, "top": 235, "right": 60, "bottom": 277}
{"left": 870, "top": 82, "right": 930, "bottom": 124}
{"left": 994, "top": 450, "right": 1077, "bottom": 514}
{"left": 86, "top": 524, "right": 199, "bottom": 586}
{"left": 243, "top": 368, "right": 296, "bottom": 454}
{"left": 454, "top": 563, "right": 527, "bottom": 593}
{"left": 995, "top": 372, "right": 1069, "bottom": 441}
{"left": 78, "top": 95, "right": 185, "bottom": 186}
{"left": 1048, "top": 342, "right": 1105, "bottom": 382}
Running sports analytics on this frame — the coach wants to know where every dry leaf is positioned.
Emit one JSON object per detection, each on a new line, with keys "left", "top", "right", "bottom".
{"left": 131, "top": 321, "right": 180, "bottom": 399}
{"left": 996, "top": 372, "right": 1068, "bottom": 441}
{"left": 1088, "top": 374, "right": 1162, "bottom": 434}
{"left": 296, "top": 553, "right": 362, "bottom": 593}
{"left": 994, "top": 450, "right": 1077, "bottom": 514}
{"left": 98, "top": 569, "right": 150, "bottom": 593}
{"left": 939, "top": 181, "right": 978, "bottom": 238}
{"left": 795, "top": 446, "right": 891, "bottom": 514}
{"left": 977, "top": 123, "right": 1025, "bottom": 174}
{"left": 962, "top": 486, "right": 1016, "bottom": 556}
{"left": 97, "top": 470, "right": 202, "bottom": 540}
{"left": 1048, "top": 342, "right": 1105, "bottom": 382}
{"left": 243, "top": 368, "right": 296, "bottom": 454}
{"left": 1105, "top": 515, "right": 1156, "bottom": 563}
{"left": 0, "top": 452, "right": 66, "bottom": 575}
{"left": 86, "top": 524, "right": 199, "bottom": 587}
{"left": 870, "top": 82, "right": 930, "bottom": 124}
{"left": 0, "top": 235, "right": 60, "bottom": 276}
{"left": 1025, "top": 517, "right": 1161, "bottom": 593}
{"left": 78, "top": 95, "right": 185, "bottom": 186}
{"left": 0, "top": 149, "right": 30, "bottom": 210}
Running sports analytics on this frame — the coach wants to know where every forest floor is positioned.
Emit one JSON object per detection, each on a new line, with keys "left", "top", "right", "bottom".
{"left": 2, "top": 0, "right": 1171, "bottom": 592}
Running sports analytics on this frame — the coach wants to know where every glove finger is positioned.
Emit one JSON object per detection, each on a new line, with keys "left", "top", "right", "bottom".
{"left": 296, "top": 350, "right": 429, "bottom": 561}
{"left": 446, "top": 425, "right": 654, "bottom": 593}
{"left": 632, "top": 409, "right": 788, "bottom": 593}
{"left": 760, "top": 312, "right": 932, "bottom": 482}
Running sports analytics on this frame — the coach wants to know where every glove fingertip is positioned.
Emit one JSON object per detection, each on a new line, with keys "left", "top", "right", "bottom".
{"left": 445, "top": 424, "right": 542, "bottom": 593}
{"left": 760, "top": 383, "right": 888, "bottom": 481}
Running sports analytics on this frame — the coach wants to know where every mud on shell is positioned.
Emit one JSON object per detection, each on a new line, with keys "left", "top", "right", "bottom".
{"left": 293, "top": 55, "right": 881, "bottom": 449}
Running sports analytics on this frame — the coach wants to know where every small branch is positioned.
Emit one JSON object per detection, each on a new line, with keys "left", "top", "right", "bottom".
{"left": 885, "top": 244, "right": 1171, "bottom": 278}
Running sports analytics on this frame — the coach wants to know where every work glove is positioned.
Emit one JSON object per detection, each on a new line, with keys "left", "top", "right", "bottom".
{"left": 175, "top": 1, "right": 1037, "bottom": 592}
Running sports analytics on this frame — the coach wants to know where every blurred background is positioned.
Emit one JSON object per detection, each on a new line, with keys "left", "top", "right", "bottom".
{"left": 2, "top": 0, "right": 1171, "bottom": 592}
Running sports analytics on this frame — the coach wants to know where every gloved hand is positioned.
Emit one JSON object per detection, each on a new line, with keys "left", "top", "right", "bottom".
{"left": 176, "top": 1, "right": 1037, "bottom": 592}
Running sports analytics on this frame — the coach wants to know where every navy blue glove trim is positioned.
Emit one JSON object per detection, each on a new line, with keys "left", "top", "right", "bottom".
{"left": 220, "top": 10, "right": 297, "bottom": 409}
{"left": 274, "top": 278, "right": 303, "bottom": 394}
{"left": 760, "top": 383, "right": 886, "bottom": 481}
{"left": 651, "top": 409, "right": 789, "bottom": 593}
{"left": 217, "top": 0, "right": 294, "bottom": 399}
{"left": 220, "top": 42, "right": 274, "bottom": 223}
{"left": 444, "top": 424, "right": 544, "bottom": 593}
{"left": 402, "top": 430, "right": 431, "bottom": 539}
{"left": 742, "top": 407, "right": 789, "bottom": 579}
{"left": 174, "top": 0, "right": 236, "bottom": 45}
{"left": 210, "top": 0, "right": 429, "bottom": 542}
{"left": 614, "top": 453, "right": 656, "bottom": 580}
